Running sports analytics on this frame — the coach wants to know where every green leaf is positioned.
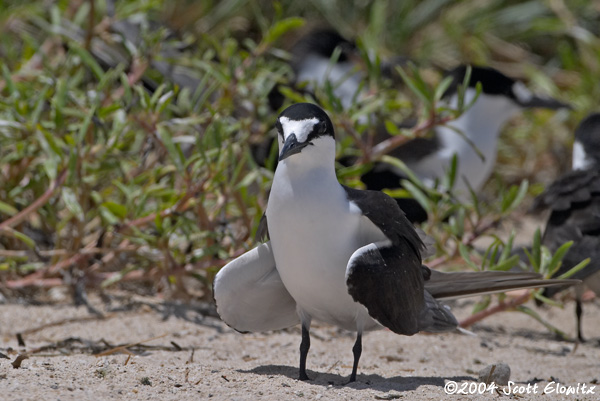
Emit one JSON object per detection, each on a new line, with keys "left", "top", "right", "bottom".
{"left": 379, "top": 155, "right": 424, "bottom": 189}
{"left": 19, "top": 262, "right": 45, "bottom": 273}
{"left": 100, "top": 207, "right": 120, "bottom": 225}
{"left": 434, "top": 76, "right": 453, "bottom": 102}
{"left": 529, "top": 229, "right": 542, "bottom": 271}
{"left": 547, "top": 241, "right": 573, "bottom": 276}
{"left": 37, "top": 125, "right": 63, "bottom": 157}
{"left": 482, "top": 241, "right": 498, "bottom": 270}
{"left": 42, "top": 158, "right": 59, "bottom": 181}
{"left": 489, "top": 254, "right": 520, "bottom": 272}
{"left": 447, "top": 215, "right": 463, "bottom": 237}
{"left": 31, "top": 84, "right": 52, "bottom": 125}
{"left": 381, "top": 188, "right": 412, "bottom": 199}
{"left": 67, "top": 149, "right": 78, "bottom": 185}
{"left": 443, "top": 124, "right": 485, "bottom": 162}
{"left": 502, "top": 180, "right": 528, "bottom": 213}
{"left": 400, "top": 180, "right": 432, "bottom": 213}
{"left": 97, "top": 64, "right": 124, "bottom": 92}
{"left": 278, "top": 86, "right": 309, "bottom": 104}
{"left": 150, "top": 83, "right": 167, "bottom": 109}
{"left": 156, "top": 91, "right": 175, "bottom": 114}
{"left": 156, "top": 125, "right": 185, "bottom": 171}
{"left": 154, "top": 211, "right": 165, "bottom": 233}
{"left": 384, "top": 119, "right": 400, "bottom": 136}
{"left": 53, "top": 78, "right": 68, "bottom": 128}
{"left": 2, "top": 63, "right": 16, "bottom": 96}
{"left": 396, "top": 65, "right": 431, "bottom": 107}
{"left": 101, "top": 202, "right": 127, "bottom": 220}
{"left": 472, "top": 295, "right": 491, "bottom": 314}
{"left": 456, "top": 65, "right": 473, "bottom": 112}
{"left": 236, "top": 169, "right": 262, "bottom": 189}
{"left": 70, "top": 44, "right": 104, "bottom": 81}
{"left": 458, "top": 242, "right": 480, "bottom": 271}
{"left": 516, "top": 305, "right": 568, "bottom": 339}
{"left": 533, "top": 292, "right": 564, "bottom": 308}
{"left": 119, "top": 72, "right": 133, "bottom": 105}
{"left": 446, "top": 154, "right": 458, "bottom": 190}
{"left": 557, "top": 258, "right": 590, "bottom": 280}
{"left": 101, "top": 266, "right": 138, "bottom": 288}
{"left": 261, "top": 17, "right": 305, "bottom": 46}
{"left": 499, "top": 230, "right": 516, "bottom": 263}
{"left": 61, "top": 187, "right": 84, "bottom": 222}
{"left": 1, "top": 228, "right": 36, "bottom": 249}
{"left": 77, "top": 106, "right": 96, "bottom": 144}
{"left": 0, "top": 201, "right": 18, "bottom": 216}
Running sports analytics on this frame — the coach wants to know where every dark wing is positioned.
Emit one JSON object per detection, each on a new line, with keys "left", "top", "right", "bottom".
{"left": 359, "top": 136, "right": 439, "bottom": 188}
{"left": 360, "top": 161, "right": 409, "bottom": 191}
{"left": 343, "top": 187, "right": 457, "bottom": 335}
{"left": 532, "top": 169, "right": 600, "bottom": 213}
{"left": 425, "top": 270, "right": 578, "bottom": 300}
{"left": 342, "top": 186, "right": 423, "bottom": 254}
{"left": 543, "top": 222, "right": 600, "bottom": 285}
{"left": 534, "top": 169, "right": 600, "bottom": 290}
{"left": 391, "top": 136, "right": 441, "bottom": 164}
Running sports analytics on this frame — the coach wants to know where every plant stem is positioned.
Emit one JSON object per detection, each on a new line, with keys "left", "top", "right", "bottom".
{"left": 459, "top": 291, "right": 531, "bottom": 328}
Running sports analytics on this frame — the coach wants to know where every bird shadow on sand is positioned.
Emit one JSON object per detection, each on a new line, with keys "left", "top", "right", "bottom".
{"left": 97, "top": 293, "right": 225, "bottom": 331}
{"left": 240, "top": 364, "right": 474, "bottom": 392}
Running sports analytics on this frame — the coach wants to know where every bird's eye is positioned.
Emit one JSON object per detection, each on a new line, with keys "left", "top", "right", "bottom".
{"left": 319, "top": 122, "right": 327, "bottom": 134}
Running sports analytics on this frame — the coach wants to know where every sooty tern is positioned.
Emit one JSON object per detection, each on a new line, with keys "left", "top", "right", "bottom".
{"left": 291, "top": 29, "right": 363, "bottom": 110}
{"left": 363, "top": 66, "right": 570, "bottom": 222}
{"left": 214, "top": 103, "right": 577, "bottom": 382}
{"left": 267, "top": 29, "right": 361, "bottom": 112}
{"left": 402, "top": 66, "right": 569, "bottom": 193}
{"left": 281, "top": 31, "right": 569, "bottom": 221}
{"left": 533, "top": 113, "right": 600, "bottom": 341}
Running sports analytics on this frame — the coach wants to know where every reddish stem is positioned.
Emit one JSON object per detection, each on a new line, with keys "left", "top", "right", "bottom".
{"left": 0, "top": 169, "right": 68, "bottom": 230}
{"left": 370, "top": 115, "right": 455, "bottom": 159}
{"left": 459, "top": 291, "right": 531, "bottom": 328}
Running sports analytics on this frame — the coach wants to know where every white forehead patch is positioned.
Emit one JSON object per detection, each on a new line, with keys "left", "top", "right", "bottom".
{"left": 512, "top": 82, "right": 533, "bottom": 103}
{"left": 279, "top": 116, "right": 319, "bottom": 143}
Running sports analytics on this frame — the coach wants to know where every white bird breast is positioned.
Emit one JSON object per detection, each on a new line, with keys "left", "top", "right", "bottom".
{"left": 266, "top": 160, "right": 383, "bottom": 331}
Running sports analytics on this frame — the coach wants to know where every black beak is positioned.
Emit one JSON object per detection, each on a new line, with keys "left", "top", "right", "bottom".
{"left": 279, "top": 133, "right": 310, "bottom": 161}
{"left": 518, "top": 95, "right": 571, "bottom": 110}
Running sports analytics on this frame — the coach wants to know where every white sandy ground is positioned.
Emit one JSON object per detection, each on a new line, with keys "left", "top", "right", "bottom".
{"left": 0, "top": 293, "right": 599, "bottom": 401}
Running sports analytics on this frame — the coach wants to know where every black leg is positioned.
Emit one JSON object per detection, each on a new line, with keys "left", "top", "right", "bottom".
{"left": 576, "top": 300, "right": 585, "bottom": 342}
{"left": 299, "top": 324, "right": 311, "bottom": 380}
{"left": 349, "top": 333, "right": 362, "bottom": 383}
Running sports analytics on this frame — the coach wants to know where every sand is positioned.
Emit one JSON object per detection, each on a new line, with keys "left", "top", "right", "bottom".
{"left": 0, "top": 292, "right": 598, "bottom": 401}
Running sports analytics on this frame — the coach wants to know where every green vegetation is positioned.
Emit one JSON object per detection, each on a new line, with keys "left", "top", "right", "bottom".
{"left": 0, "top": 1, "right": 597, "bottom": 333}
